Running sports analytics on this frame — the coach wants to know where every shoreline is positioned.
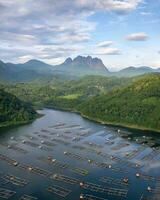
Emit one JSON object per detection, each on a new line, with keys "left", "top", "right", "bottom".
{"left": 45, "top": 105, "right": 160, "bottom": 134}
{"left": 0, "top": 113, "right": 42, "bottom": 131}
{"left": 1, "top": 106, "right": 160, "bottom": 134}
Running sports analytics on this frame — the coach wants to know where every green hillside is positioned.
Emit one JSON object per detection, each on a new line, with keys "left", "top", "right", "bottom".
{"left": 1, "top": 74, "right": 160, "bottom": 132}
{"left": 78, "top": 74, "right": 160, "bottom": 132}
{"left": 0, "top": 89, "right": 37, "bottom": 128}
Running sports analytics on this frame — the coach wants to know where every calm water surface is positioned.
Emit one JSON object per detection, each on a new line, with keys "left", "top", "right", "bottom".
{"left": 0, "top": 109, "right": 160, "bottom": 200}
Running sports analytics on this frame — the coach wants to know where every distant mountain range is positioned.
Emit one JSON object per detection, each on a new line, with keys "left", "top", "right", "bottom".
{"left": 0, "top": 56, "right": 159, "bottom": 82}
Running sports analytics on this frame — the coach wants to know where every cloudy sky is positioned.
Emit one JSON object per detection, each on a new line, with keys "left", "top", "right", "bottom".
{"left": 0, "top": 0, "right": 160, "bottom": 70}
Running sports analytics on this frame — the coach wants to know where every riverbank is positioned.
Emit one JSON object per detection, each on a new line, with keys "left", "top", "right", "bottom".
{"left": 45, "top": 105, "right": 160, "bottom": 134}
{"left": 0, "top": 113, "right": 42, "bottom": 130}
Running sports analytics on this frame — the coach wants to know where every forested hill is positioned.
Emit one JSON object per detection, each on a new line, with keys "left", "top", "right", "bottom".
{"left": 1, "top": 73, "right": 160, "bottom": 132}
{"left": 0, "top": 89, "right": 37, "bottom": 128}
{"left": 78, "top": 74, "right": 160, "bottom": 132}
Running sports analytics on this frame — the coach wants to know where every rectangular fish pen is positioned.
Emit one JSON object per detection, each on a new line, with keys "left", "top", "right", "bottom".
{"left": 100, "top": 176, "right": 129, "bottom": 187}
{"left": 0, "top": 187, "right": 16, "bottom": 199}
{"left": 80, "top": 182, "right": 128, "bottom": 197}
{"left": 2, "top": 174, "right": 29, "bottom": 187}
{"left": 19, "top": 194, "right": 38, "bottom": 200}
{"left": 47, "top": 184, "right": 71, "bottom": 197}
{"left": 50, "top": 174, "right": 80, "bottom": 185}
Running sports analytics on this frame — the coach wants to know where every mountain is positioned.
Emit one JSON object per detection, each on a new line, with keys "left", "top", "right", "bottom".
{"left": 0, "top": 56, "right": 160, "bottom": 83}
{"left": 54, "top": 56, "right": 109, "bottom": 76}
{"left": 117, "top": 66, "right": 159, "bottom": 77}
{"left": 14, "top": 59, "right": 54, "bottom": 73}
{"left": 0, "top": 59, "right": 54, "bottom": 83}
{"left": 0, "top": 89, "right": 37, "bottom": 128}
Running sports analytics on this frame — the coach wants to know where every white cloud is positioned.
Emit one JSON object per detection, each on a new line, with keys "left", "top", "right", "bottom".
{"left": 0, "top": 0, "right": 143, "bottom": 63}
{"left": 97, "top": 41, "right": 114, "bottom": 47}
{"left": 77, "top": 0, "right": 143, "bottom": 14}
{"left": 126, "top": 32, "right": 149, "bottom": 41}
{"left": 94, "top": 47, "right": 121, "bottom": 55}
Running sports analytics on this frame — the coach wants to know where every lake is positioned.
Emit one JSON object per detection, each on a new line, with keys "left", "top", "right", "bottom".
{"left": 0, "top": 108, "right": 160, "bottom": 200}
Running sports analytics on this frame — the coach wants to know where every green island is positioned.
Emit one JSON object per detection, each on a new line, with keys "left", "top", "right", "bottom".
{"left": 1, "top": 73, "right": 160, "bottom": 132}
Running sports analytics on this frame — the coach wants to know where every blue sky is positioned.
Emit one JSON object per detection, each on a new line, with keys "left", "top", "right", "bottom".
{"left": 0, "top": 0, "right": 160, "bottom": 70}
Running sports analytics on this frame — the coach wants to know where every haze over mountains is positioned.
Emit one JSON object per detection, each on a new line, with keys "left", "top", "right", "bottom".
{"left": 0, "top": 56, "right": 159, "bottom": 82}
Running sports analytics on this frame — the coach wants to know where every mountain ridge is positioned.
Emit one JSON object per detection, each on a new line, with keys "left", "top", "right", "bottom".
{"left": 0, "top": 56, "right": 160, "bottom": 82}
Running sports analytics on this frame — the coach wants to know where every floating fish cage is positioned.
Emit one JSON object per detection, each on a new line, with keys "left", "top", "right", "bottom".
{"left": 38, "top": 134, "right": 51, "bottom": 139}
{"left": 0, "top": 153, "right": 19, "bottom": 166}
{"left": 80, "top": 194, "right": 108, "bottom": 200}
{"left": 51, "top": 138, "right": 70, "bottom": 145}
{"left": 47, "top": 184, "right": 71, "bottom": 197}
{"left": 2, "top": 174, "right": 28, "bottom": 187}
{"left": 19, "top": 194, "right": 38, "bottom": 200}
{"left": 1, "top": 143, "right": 27, "bottom": 154}
{"left": 111, "top": 143, "right": 130, "bottom": 151}
{"left": 83, "top": 141, "right": 103, "bottom": 149}
{"left": 23, "top": 141, "right": 39, "bottom": 148}
{"left": 0, "top": 187, "right": 16, "bottom": 199}
{"left": 51, "top": 174, "right": 80, "bottom": 185}
{"left": 17, "top": 164, "right": 52, "bottom": 177}
{"left": 100, "top": 176, "right": 129, "bottom": 187}
{"left": 80, "top": 182, "right": 128, "bottom": 197}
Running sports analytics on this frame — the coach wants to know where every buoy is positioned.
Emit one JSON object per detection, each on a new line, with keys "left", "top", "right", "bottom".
{"left": 147, "top": 186, "right": 152, "bottom": 192}
{"left": 123, "top": 178, "right": 129, "bottom": 183}
{"left": 53, "top": 174, "right": 58, "bottom": 178}
{"left": 10, "top": 136, "right": 14, "bottom": 140}
{"left": 108, "top": 165, "right": 112, "bottom": 169}
{"left": 64, "top": 151, "right": 67, "bottom": 155}
{"left": 41, "top": 140, "right": 44, "bottom": 144}
{"left": 80, "top": 194, "right": 84, "bottom": 199}
{"left": 13, "top": 162, "right": 18, "bottom": 166}
{"left": 28, "top": 167, "right": 32, "bottom": 171}
{"left": 136, "top": 173, "right": 140, "bottom": 178}
{"left": 88, "top": 159, "right": 91, "bottom": 163}
{"left": 80, "top": 182, "right": 84, "bottom": 187}
{"left": 118, "top": 129, "right": 120, "bottom": 133}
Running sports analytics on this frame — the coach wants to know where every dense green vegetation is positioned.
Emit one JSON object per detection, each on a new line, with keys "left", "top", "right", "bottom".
{"left": 0, "top": 89, "right": 37, "bottom": 128}
{"left": 1, "top": 73, "right": 160, "bottom": 132}
{"left": 78, "top": 74, "right": 160, "bottom": 132}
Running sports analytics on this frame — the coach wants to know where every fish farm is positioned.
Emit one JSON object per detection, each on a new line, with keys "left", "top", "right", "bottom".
{"left": 0, "top": 108, "right": 160, "bottom": 200}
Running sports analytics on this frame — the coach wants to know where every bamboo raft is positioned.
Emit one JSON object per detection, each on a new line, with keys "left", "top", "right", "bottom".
{"left": 47, "top": 184, "right": 71, "bottom": 197}
{"left": 0, "top": 187, "right": 16, "bottom": 199}
{"left": 19, "top": 194, "right": 38, "bottom": 200}
{"left": 80, "top": 182, "right": 128, "bottom": 197}
{"left": 2, "top": 174, "right": 28, "bottom": 187}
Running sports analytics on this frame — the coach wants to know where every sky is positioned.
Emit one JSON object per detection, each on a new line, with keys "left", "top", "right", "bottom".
{"left": 0, "top": 0, "right": 160, "bottom": 71}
